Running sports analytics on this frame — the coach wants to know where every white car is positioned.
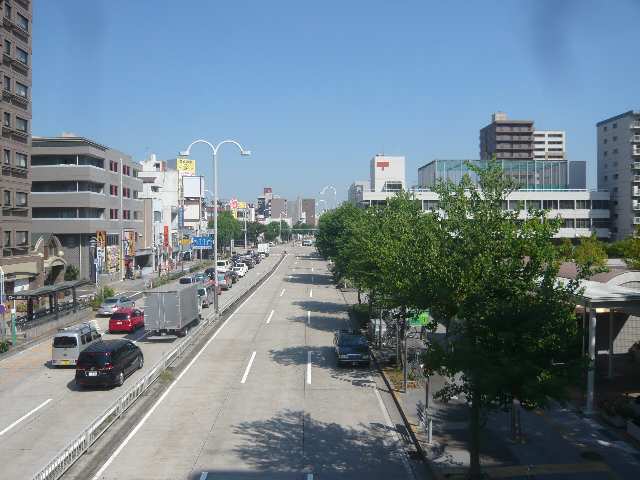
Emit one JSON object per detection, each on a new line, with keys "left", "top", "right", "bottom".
{"left": 216, "top": 259, "right": 231, "bottom": 273}
{"left": 233, "top": 264, "right": 248, "bottom": 277}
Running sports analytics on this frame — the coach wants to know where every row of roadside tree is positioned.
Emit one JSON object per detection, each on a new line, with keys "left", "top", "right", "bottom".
{"left": 315, "top": 161, "right": 601, "bottom": 478}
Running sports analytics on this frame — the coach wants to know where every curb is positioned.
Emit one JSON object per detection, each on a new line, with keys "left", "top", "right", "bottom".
{"left": 370, "top": 348, "right": 445, "bottom": 480}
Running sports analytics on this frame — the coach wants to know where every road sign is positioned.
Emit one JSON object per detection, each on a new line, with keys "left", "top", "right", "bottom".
{"left": 192, "top": 236, "right": 213, "bottom": 249}
{"left": 409, "top": 310, "right": 430, "bottom": 327}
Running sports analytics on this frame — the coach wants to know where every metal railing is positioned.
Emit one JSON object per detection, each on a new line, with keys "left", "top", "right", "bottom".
{"left": 32, "top": 253, "right": 285, "bottom": 480}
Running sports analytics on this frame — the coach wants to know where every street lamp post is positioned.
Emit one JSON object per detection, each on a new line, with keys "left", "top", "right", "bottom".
{"left": 180, "top": 139, "right": 251, "bottom": 316}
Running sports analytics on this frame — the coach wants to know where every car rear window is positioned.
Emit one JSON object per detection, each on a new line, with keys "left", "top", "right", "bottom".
{"left": 339, "top": 335, "right": 367, "bottom": 346}
{"left": 111, "top": 313, "right": 130, "bottom": 320}
{"left": 77, "top": 351, "right": 111, "bottom": 368}
{"left": 53, "top": 336, "right": 77, "bottom": 348}
{"left": 179, "top": 277, "right": 192, "bottom": 283}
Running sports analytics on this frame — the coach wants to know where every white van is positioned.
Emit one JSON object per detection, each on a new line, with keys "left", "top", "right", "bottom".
{"left": 216, "top": 259, "right": 231, "bottom": 273}
{"left": 51, "top": 322, "right": 102, "bottom": 367}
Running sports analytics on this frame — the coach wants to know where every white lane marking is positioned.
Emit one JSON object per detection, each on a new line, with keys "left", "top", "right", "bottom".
{"left": 280, "top": 288, "right": 286, "bottom": 297}
{"left": 311, "top": 267, "right": 314, "bottom": 272}
{"left": 131, "top": 331, "right": 149, "bottom": 344}
{"left": 307, "top": 311, "right": 311, "bottom": 325}
{"left": 200, "top": 473, "right": 208, "bottom": 480}
{"left": 90, "top": 257, "right": 285, "bottom": 480}
{"left": 240, "top": 351, "right": 257, "bottom": 384}
{"left": 371, "top": 376, "right": 414, "bottom": 477}
{"left": 307, "top": 351, "right": 312, "bottom": 385}
{"left": 0, "top": 398, "right": 53, "bottom": 436}
{"left": 309, "top": 289, "right": 313, "bottom": 298}
{"left": 130, "top": 290, "right": 143, "bottom": 297}
{"left": 266, "top": 310, "right": 275, "bottom": 324}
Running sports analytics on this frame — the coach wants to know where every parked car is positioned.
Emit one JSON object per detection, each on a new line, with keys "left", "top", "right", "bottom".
{"left": 334, "top": 330, "right": 371, "bottom": 367}
{"left": 217, "top": 272, "right": 232, "bottom": 290}
{"left": 109, "top": 307, "right": 145, "bottom": 333}
{"left": 51, "top": 322, "right": 102, "bottom": 367}
{"left": 75, "top": 340, "right": 144, "bottom": 388}
{"left": 242, "top": 257, "right": 255, "bottom": 269}
{"left": 302, "top": 239, "right": 313, "bottom": 246}
{"left": 179, "top": 275, "right": 195, "bottom": 284}
{"left": 233, "top": 264, "right": 248, "bottom": 277}
{"left": 98, "top": 296, "right": 135, "bottom": 316}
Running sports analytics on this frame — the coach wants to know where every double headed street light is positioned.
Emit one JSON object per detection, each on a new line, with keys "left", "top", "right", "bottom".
{"left": 180, "top": 139, "right": 251, "bottom": 315}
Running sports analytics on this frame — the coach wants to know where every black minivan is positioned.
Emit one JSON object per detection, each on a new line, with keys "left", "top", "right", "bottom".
{"left": 75, "top": 340, "right": 144, "bottom": 388}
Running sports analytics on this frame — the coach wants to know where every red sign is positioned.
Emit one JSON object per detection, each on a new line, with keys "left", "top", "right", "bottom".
{"left": 377, "top": 161, "right": 390, "bottom": 171}
{"left": 163, "top": 225, "right": 169, "bottom": 247}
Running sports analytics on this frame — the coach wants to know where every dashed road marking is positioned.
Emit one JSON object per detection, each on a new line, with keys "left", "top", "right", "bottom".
{"left": 307, "top": 351, "right": 312, "bottom": 385}
{"left": 0, "top": 399, "right": 52, "bottom": 436}
{"left": 266, "top": 310, "right": 275, "bottom": 324}
{"left": 240, "top": 351, "right": 257, "bottom": 384}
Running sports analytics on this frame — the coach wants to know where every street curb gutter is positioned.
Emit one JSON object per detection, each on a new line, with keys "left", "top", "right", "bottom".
{"left": 370, "top": 348, "right": 445, "bottom": 480}
{"left": 31, "top": 253, "right": 286, "bottom": 480}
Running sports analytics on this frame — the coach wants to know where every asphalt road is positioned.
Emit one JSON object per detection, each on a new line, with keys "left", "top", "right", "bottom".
{"left": 67, "top": 246, "right": 422, "bottom": 480}
{"left": 0, "top": 251, "right": 281, "bottom": 479}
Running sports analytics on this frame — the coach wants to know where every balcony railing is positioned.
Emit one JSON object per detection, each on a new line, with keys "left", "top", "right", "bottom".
{"left": 634, "top": 203, "right": 640, "bottom": 211}
{"left": 633, "top": 162, "right": 640, "bottom": 170}
{"left": 631, "top": 122, "right": 640, "bottom": 129}
{"left": 633, "top": 188, "right": 640, "bottom": 197}
{"left": 633, "top": 175, "right": 640, "bottom": 182}
{"left": 633, "top": 147, "right": 640, "bottom": 157}
{"left": 634, "top": 217, "right": 640, "bottom": 225}
{"left": 631, "top": 135, "right": 640, "bottom": 143}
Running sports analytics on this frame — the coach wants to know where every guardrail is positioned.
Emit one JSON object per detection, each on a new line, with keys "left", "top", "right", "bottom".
{"left": 32, "top": 253, "right": 286, "bottom": 480}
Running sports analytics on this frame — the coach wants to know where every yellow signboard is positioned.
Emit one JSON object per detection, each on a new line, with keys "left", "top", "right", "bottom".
{"left": 180, "top": 238, "right": 191, "bottom": 246}
{"left": 237, "top": 201, "right": 247, "bottom": 209}
{"left": 176, "top": 158, "right": 196, "bottom": 176}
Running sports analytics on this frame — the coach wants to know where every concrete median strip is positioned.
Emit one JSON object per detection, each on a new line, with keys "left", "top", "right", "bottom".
{"left": 0, "top": 398, "right": 52, "bottom": 436}
{"left": 240, "top": 351, "right": 257, "bottom": 384}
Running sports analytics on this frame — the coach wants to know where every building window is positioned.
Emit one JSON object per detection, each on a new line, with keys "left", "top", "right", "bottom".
{"left": 603, "top": 151, "right": 608, "bottom": 157}
{"left": 3, "top": 75, "right": 10, "bottom": 91}
{"left": 3, "top": 40, "right": 10, "bottom": 55}
{"left": 110, "top": 184, "right": 118, "bottom": 196}
{"left": 576, "top": 219, "right": 590, "bottom": 228}
{"left": 16, "top": 13, "right": 28, "bottom": 31}
{"left": 543, "top": 199, "right": 559, "bottom": 210}
{"left": 3, "top": 149, "right": 10, "bottom": 165}
{"left": 562, "top": 218, "right": 575, "bottom": 228}
{"left": 133, "top": 190, "right": 139, "bottom": 199}
{"left": 593, "top": 219, "right": 610, "bottom": 228}
{"left": 3, "top": 112, "right": 11, "bottom": 127}
{"left": 123, "top": 210, "right": 131, "bottom": 220}
{"left": 15, "top": 117, "right": 27, "bottom": 132}
{"left": 109, "top": 160, "right": 119, "bottom": 173}
{"left": 592, "top": 200, "right": 609, "bottom": 209}
{"left": 614, "top": 174, "right": 619, "bottom": 179}
{"left": 526, "top": 200, "right": 542, "bottom": 210}
{"left": 613, "top": 136, "right": 618, "bottom": 142}
{"left": 110, "top": 208, "right": 119, "bottom": 219}
{"left": 613, "top": 123, "right": 617, "bottom": 129}
{"left": 4, "top": 4, "right": 11, "bottom": 19}
{"left": 603, "top": 139, "right": 607, "bottom": 144}
{"left": 15, "top": 152, "right": 27, "bottom": 168}
{"left": 576, "top": 200, "right": 590, "bottom": 209}
{"left": 15, "top": 82, "right": 27, "bottom": 98}
{"left": 604, "top": 176, "right": 608, "bottom": 181}
{"left": 15, "top": 192, "right": 27, "bottom": 206}
{"left": 15, "top": 231, "right": 27, "bottom": 246}
{"left": 3, "top": 231, "right": 11, "bottom": 247}
{"left": 603, "top": 126, "right": 608, "bottom": 131}
{"left": 613, "top": 148, "right": 618, "bottom": 154}
{"left": 3, "top": 190, "right": 11, "bottom": 206}
{"left": 15, "top": 47, "right": 28, "bottom": 65}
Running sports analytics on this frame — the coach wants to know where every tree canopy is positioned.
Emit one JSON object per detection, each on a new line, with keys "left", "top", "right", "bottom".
{"left": 209, "top": 211, "right": 241, "bottom": 248}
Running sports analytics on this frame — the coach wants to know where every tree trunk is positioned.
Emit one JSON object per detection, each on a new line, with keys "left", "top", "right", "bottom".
{"left": 469, "top": 388, "right": 482, "bottom": 479}
{"left": 510, "top": 399, "right": 522, "bottom": 442}
{"left": 357, "top": 288, "right": 362, "bottom": 305}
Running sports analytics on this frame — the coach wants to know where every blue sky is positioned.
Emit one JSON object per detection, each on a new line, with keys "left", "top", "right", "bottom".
{"left": 33, "top": 0, "right": 640, "bottom": 201}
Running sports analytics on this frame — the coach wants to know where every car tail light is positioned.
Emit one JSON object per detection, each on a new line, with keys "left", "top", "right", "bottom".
{"left": 101, "top": 363, "right": 114, "bottom": 371}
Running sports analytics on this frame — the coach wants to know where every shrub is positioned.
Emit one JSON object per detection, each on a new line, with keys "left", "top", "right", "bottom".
{"left": 64, "top": 265, "right": 79, "bottom": 281}
{"left": 0, "top": 340, "right": 10, "bottom": 353}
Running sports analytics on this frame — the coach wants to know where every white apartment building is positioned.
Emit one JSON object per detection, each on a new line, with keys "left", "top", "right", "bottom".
{"left": 533, "top": 130, "right": 566, "bottom": 160}
{"left": 597, "top": 111, "right": 640, "bottom": 240}
{"left": 138, "top": 154, "right": 180, "bottom": 265}
{"left": 370, "top": 155, "right": 405, "bottom": 192}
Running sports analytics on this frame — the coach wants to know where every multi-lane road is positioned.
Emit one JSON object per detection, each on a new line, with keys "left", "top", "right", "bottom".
{"left": 1, "top": 246, "right": 424, "bottom": 480}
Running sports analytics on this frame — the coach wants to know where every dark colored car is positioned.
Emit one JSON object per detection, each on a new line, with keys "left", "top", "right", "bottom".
{"left": 334, "top": 330, "right": 371, "bottom": 367}
{"left": 242, "top": 257, "right": 255, "bottom": 269}
{"left": 75, "top": 340, "right": 144, "bottom": 388}
{"left": 109, "top": 307, "right": 144, "bottom": 333}
{"left": 179, "top": 275, "right": 195, "bottom": 284}
{"left": 228, "top": 269, "right": 239, "bottom": 283}
{"left": 205, "top": 267, "right": 216, "bottom": 278}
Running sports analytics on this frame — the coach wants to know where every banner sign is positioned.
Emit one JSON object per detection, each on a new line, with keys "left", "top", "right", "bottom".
{"left": 192, "top": 236, "right": 213, "bottom": 249}
{"left": 163, "top": 225, "right": 169, "bottom": 247}
{"left": 96, "top": 230, "right": 106, "bottom": 248}
{"left": 176, "top": 157, "right": 196, "bottom": 176}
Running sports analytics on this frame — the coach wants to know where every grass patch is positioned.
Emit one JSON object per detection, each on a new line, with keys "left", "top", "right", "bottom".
{"left": 159, "top": 369, "right": 175, "bottom": 383}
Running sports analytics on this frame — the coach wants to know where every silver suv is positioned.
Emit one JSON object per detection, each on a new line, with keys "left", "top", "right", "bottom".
{"left": 98, "top": 296, "right": 134, "bottom": 316}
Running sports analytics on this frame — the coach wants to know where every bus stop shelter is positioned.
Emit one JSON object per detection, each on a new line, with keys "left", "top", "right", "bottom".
{"left": 4, "top": 280, "right": 92, "bottom": 323}
{"left": 570, "top": 279, "right": 640, "bottom": 414}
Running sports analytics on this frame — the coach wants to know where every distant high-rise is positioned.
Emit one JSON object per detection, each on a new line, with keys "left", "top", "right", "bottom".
{"left": 597, "top": 110, "right": 640, "bottom": 240}
{"left": 301, "top": 199, "right": 316, "bottom": 226}
{"left": 348, "top": 180, "right": 370, "bottom": 204}
{"left": 533, "top": 130, "right": 566, "bottom": 161}
{"left": 480, "top": 112, "right": 534, "bottom": 160}
{"left": 270, "top": 197, "right": 287, "bottom": 219}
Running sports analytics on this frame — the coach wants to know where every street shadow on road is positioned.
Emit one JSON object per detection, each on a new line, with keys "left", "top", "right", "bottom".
{"left": 269, "top": 345, "right": 376, "bottom": 390}
{"left": 285, "top": 272, "right": 332, "bottom": 286}
{"left": 227, "top": 409, "right": 409, "bottom": 479}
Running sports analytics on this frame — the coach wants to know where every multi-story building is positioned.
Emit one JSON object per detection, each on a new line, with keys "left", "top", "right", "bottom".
{"left": 138, "top": 154, "right": 180, "bottom": 269}
{"left": 356, "top": 156, "right": 610, "bottom": 240}
{"left": 533, "top": 130, "right": 566, "bottom": 161}
{"left": 270, "top": 197, "right": 287, "bottom": 220}
{"left": 256, "top": 187, "right": 273, "bottom": 220}
{"left": 0, "top": 0, "right": 40, "bottom": 293}
{"left": 597, "top": 111, "right": 640, "bottom": 240}
{"left": 301, "top": 198, "right": 316, "bottom": 226}
{"left": 348, "top": 180, "right": 370, "bottom": 204}
{"left": 480, "top": 112, "right": 534, "bottom": 160}
{"left": 31, "top": 136, "right": 148, "bottom": 280}
{"left": 370, "top": 154, "right": 405, "bottom": 192}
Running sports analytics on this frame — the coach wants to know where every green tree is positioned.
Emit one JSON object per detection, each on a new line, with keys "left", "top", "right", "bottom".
{"left": 265, "top": 220, "right": 292, "bottom": 242}
{"left": 208, "top": 211, "right": 241, "bottom": 250}
{"left": 557, "top": 238, "right": 574, "bottom": 261}
{"left": 573, "top": 234, "right": 608, "bottom": 274}
{"left": 245, "top": 221, "right": 267, "bottom": 245}
{"left": 64, "top": 265, "right": 79, "bottom": 281}
{"left": 622, "top": 230, "right": 640, "bottom": 270}
{"left": 423, "top": 161, "right": 585, "bottom": 478}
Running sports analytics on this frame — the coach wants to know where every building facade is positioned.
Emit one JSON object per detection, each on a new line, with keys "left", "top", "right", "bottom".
{"left": 533, "top": 130, "right": 566, "bottom": 161}
{"left": 301, "top": 198, "right": 316, "bottom": 226}
{"left": 370, "top": 154, "right": 405, "bottom": 192}
{"left": 270, "top": 197, "right": 287, "bottom": 220}
{"left": 348, "top": 180, "right": 370, "bottom": 204}
{"left": 597, "top": 111, "right": 640, "bottom": 240}
{"left": 480, "top": 112, "right": 534, "bottom": 160}
{"left": 0, "top": 0, "right": 40, "bottom": 293}
{"left": 31, "top": 136, "right": 147, "bottom": 280}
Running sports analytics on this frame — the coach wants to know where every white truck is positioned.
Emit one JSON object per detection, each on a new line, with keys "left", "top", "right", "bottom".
{"left": 257, "top": 243, "right": 270, "bottom": 256}
{"left": 145, "top": 284, "right": 200, "bottom": 339}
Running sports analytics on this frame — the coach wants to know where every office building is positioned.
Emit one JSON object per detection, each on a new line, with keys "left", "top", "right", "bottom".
{"left": 301, "top": 198, "right": 316, "bottom": 226}
{"left": 0, "top": 0, "right": 40, "bottom": 292}
{"left": 270, "top": 197, "right": 287, "bottom": 219}
{"left": 348, "top": 180, "right": 370, "bottom": 204}
{"left": 256, "top": 187, "right": 273, "bottom": 220}
{"left": 597, "top": 110, "right": 640, "bottom": 240}
{"left": 370, "top": 154, "right": 405, "bottom": 192}
{"left": 480, "top": 112, "right": 534, "bottom": 160}
{"left": 31, "top": 136, "right": 148, "bottom": 280}
{"left": 533, "top": 130, "right": 566, "bottom": 161}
